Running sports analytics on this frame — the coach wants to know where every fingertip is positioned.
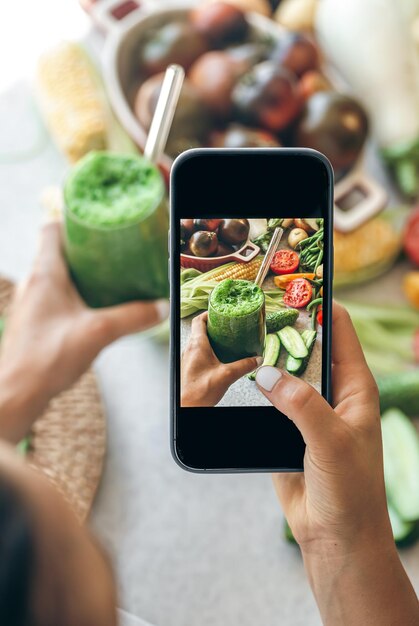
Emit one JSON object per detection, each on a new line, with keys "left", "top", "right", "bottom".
{"left": 256, "top": 366, "right": 283, "bottom": 393}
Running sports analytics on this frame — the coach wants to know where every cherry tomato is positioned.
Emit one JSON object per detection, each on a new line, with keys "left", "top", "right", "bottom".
{"left": 404, "top": 208, "right": 419, "bottom": 266}
{"left": 316, "top": 305, "right": 323, "bottom": 326}
{"left": 283, "top": 278, "right": 312, "bottom": 308}
{"left": 270, "top": 249, "right": 300, "bottom": 275}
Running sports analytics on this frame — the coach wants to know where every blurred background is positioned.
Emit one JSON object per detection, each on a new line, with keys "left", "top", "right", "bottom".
{"left": 1, "top": 1, "right": 419, "bottom": 625}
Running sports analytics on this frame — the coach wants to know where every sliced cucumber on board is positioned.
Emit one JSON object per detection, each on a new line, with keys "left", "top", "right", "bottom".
{"left": 248, "top": 333, "right": 281, "bottom": 381}
{"left": 278, "top": 326, "right": 308, "bottom": 359}
{"left": 286, "top": 330, "right": 317, "bottom": 376}
{"left": 382, "top": 408, "right": 419, "bottom": 521}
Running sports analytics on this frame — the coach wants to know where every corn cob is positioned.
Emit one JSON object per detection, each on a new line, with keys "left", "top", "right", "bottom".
{"left": 184, "top": 257, "right": 263, "bottom": 286}
{"left": 36, "top": 42, "right": 109, "bottom": 162}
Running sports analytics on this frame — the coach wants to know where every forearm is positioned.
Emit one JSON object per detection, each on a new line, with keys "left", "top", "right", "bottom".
{"left": 303, "top": 539, "right": 419, "bottom": 625}
{"left": 0, "top": 366, "right": 51, "bottom": 443}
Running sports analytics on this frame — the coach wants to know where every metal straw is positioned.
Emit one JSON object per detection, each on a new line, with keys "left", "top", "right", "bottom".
{"left": 255, "top": 227, "right": 284, "bottom": 287}
{"left": 144, "top": 64, "right": 185, "bottom": 164}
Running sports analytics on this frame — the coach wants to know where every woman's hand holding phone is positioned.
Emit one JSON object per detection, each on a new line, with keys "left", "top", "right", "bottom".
{"left": 256, "top": 303, "right": 418, "bottom": 625}
{"left": 181, "top": 312, "right": 262, "bottom": 407}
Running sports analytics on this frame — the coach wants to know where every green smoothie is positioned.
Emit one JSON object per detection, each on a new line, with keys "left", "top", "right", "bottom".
{"left": 207, "top": 279, "right": 266, "bottom": 363}
{"left": 64, "top": 151, "right": 168, "bottom": 307}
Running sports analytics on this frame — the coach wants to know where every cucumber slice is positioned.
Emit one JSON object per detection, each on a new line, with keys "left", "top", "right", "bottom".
{"left": 286, "top": 353, "right": 303, "bottom": 374}
{"left": 286, "top": 330, "right": 317, "bottom": 375}
{"left": 382, "top": 408, "right": 419, "bottom": 521}
{"left": 248, "top": 333, "right": 280, "bottom": 381}
{"left": 278, "top": 326, "right": 308, "bottom": 359}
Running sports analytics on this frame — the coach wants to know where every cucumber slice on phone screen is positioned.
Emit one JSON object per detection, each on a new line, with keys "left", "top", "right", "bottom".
{"left": 286, "top": 330, "right": 317, "bottom": 375}
{"left": 278, "top": 326, "right": 308, "bottom": 359}
{"left": 248, "top": 333, "right": 280, "bottom": 381}
{"left": 382, "top": 408, "right": 419, "bottom": 521}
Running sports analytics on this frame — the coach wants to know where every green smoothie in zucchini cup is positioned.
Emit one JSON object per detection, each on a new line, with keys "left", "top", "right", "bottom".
{"left": 64, "top": 152, "right": 168, "bottom": 307}
{"left": 208, "top": 279, "right": 266, "bottom": 363}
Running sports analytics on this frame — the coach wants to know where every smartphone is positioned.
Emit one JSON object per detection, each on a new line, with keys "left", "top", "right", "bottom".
{"left": 170, "top": 148, "right": 333, "bottom": 473}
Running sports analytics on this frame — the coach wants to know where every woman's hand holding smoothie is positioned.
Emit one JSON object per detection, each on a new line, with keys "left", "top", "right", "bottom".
{"left": 181, "top": 312, "right": 262, "bottom": 407}
{"left": 0, "top": 222, "right": 169, "bottom": 444}
{"left": 256, "top": 303, "right": 419, "bottom": 626}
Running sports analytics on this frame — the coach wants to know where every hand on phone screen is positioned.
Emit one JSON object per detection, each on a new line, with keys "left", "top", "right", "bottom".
{"left": 181, "top": 312, "right": 262, "bottom": 407}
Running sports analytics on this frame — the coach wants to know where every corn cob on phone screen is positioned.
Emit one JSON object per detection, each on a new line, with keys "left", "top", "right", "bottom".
{"left": 171, "top": 149, "right": 333, "bottom": 472}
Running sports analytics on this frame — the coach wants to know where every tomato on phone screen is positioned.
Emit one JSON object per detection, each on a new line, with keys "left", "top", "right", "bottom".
{"left": 317, "top": 305, "right": 323, "bottom": 325}
{"left": 270, "top": 250, "right": 299, "bottom": 275}
{"left": 283, "top": 278, "right": 313, "bottom": 308}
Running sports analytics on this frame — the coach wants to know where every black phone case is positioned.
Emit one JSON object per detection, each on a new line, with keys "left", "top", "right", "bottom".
{"left": 170, "top": 148, "right": 334, "bottom": 473}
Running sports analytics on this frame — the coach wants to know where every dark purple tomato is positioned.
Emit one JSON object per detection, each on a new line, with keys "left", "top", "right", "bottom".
{"left": 218, "top": 218, "right": 250, "bottom": 245}
{"left": 138, "top": 22, "right": 207, "bottom": 76}
{"left": 190, "top": 1, "right": 249, "bottom": 48}
{"left": 232, "top": 61, "right": 302, "bottom": 132}
{"left": 295, "top": 91, "right": 369, "bottom": 171}
{"left": 189, "top": 231, "right": 219, "bottom": 256}
{"left": 194, "top": 218, "right": 222, "bottom": 231}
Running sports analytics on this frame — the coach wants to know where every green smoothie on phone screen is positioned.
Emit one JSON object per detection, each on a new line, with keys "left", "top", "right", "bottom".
{"left": 64, "top": 151, "right": 168, "bottom": 308}
{"left": 207, "top": 279, "right": 266, "bottom": 363}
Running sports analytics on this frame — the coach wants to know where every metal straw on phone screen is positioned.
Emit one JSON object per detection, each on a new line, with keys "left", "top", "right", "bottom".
{"left": 143, "top": 64, "right": 185, "bottom": 164}
{"left": 254, "top": 227, "right": 284, "bottom": 288}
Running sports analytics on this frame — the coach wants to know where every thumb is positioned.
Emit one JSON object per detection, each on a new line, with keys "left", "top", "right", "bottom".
{"left": 255, "top": 366, "right": 337, "bottom": 449}
{"left": 91, "top": 299, "right": 170, "bottom": 346}
{"left": 223, "top": 355, "right": 263, "bottom": 385}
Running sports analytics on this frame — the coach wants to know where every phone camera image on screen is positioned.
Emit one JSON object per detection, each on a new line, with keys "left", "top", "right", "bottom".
{"left": 180, "top": 217, "right": 324, "bottom": 407}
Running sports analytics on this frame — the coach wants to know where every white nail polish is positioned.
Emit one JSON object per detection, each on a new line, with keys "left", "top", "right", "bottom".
{"left": 255, "top": 356, "right": 264, "bottom": 366}
{"left": 256, "top": 366, "right": 282, "bottom": 392}
{"left": 156, "top": 299, "right": 170, "bottom": 321}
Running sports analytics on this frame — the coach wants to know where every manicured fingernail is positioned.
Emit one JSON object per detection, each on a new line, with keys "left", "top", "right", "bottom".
{"left": 256, "top": 366, "right": 282, "bottom": 392}
{"left": 255, "top": 356, "right": 264, "bottom": 366}
{"left": 156, "top": 299, "right": 170, "bottom": 321}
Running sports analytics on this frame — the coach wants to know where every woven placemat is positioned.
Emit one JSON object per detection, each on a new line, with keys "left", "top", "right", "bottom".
{"left": 0, "top": 276, "right": 106, "bottom": 521}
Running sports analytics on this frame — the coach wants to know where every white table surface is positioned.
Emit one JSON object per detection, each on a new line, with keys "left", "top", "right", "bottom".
{"left": 1, "top": 3, "right": 418, "bottom": 626}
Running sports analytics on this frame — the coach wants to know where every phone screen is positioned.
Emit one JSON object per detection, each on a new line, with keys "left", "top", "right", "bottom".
{"left": 171, "top": 149, "right": 333, "bottom": 472}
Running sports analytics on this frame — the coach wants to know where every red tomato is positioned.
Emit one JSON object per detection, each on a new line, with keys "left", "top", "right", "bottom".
{"left": 283, "top": 278, "right": 312, "bottom": 308}
{"left": 316, "top": 305, "right": 323, "bottom": 325}
{"left": 270, "top": 249, "right": 300, "bottom": 275}
{"left": 404, "top": 208, "right": 419, "bottom": 266}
